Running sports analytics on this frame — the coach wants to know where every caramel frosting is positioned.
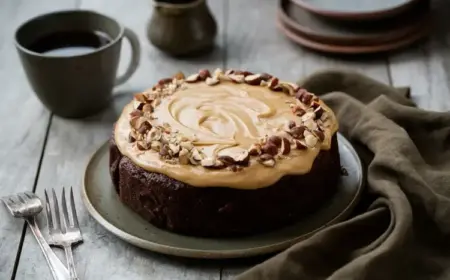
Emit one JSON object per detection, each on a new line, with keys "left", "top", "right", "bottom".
{"left": 114, "top": 69, "right": 338, "bottom": 189}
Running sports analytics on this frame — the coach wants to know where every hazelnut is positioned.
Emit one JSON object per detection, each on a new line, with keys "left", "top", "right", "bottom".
{"left": 260, "top": 159, "right": 275, "bottom": 167}
{"left": 301, "top": 93, "right": 313, "bottom": 105}
{"left": 186, "top": 74, "right": 200, "bottom": 83}
{"left": 234, "top": 70, "right": 253, "bottom": 77}
{"left": 303, "top": 118, "right": 318, "bottom": 131}
{"left": 262, "top": 142, "right": 278, "bottom": 156}
{"left": 314, "top": 130, "right": 325, "bottom": 142}
{"left": 314, "top": 106, "right": 324, "bottom": 119}
{"left": 205, "top": 77, "right": 220, "bottom": 86}
{"left": 158, "top": 78, "right": 173, "bottom": 85}
{"left": 294, "top": 140, "right": 307, "bottom": 150}
{"left": 244, "top": 74, "right": 263, "bottom": 85}
{"left": 128, "top": 132, "right": 136, "bottom": 143}
{"left": 130, "top": 109, "right": 142, "bottom": 117}
{"left": 134, "top": 93, "right": 147, "bottom": 103}
{"left": 198, "top": 69, "right": 211, "bottom": 80}
{"left": 173, "top": 71, "right": 185, "bottom": 80}
{"left": 137, "top": 141, "right": 148, "bottom": 151}
{"left": 180, "top": 141, "right": 194, "bottom": 151}
{"left": 179, "top": 148, "right": 190, "bottom": 165}
{"left": 248, "top": 143, "right": 262, "bottom": 156}
{"left": 191, "top": 148, "right": 203, "bottom": 161}
{"left": 260, "top": 73, "right": 272, "bottom": 81}
{"left": 291, "top": 106, "right": 305, "bottom": 116}
{"left": 225, "top": 69, "right": 235, "bottom": 75}
{"left": 168, "top": 143, "right": 180, "bottom": 156}
{"left": 305, "top": 133, "right": 318, "bottom": 148}
{"left": 228, "top": 74, "right": 245, "bottom": 83}
{"left": 150, "top": 141, "right": 162, "bottom": 152}
{"left": 201, "top": 158, "right": 225, "bottom": 169}
{"left": 218, "top": 155, "right": 235, "bottom": 166}
{"left": 281, "top": 137, "right": 291, "bottom": 155}
{"left": 268, "top": 78, "right": 279, "bottom": 90}
{"left": 138, "top": 121, "right": 152, "bottom": 134}
{"left": 288, "top": 120, "right": 296, "bottom": 129}
{"left": 142, "top": 104, "right": 153, "bottom": 113}
{"left": 147, "top": 128, "right": 162, "bottom": 142}
{"left": 268, "top": 135, "right": 282, "bottom": 147}
{"left": 290, "top": 126, "right": 305, "bottom": 139}
{"left": 133, "top": 100, "right": 144, "bottom": 111}
{"left": 129, "top": 116, "right": 140, "bottom": 128}
{"left": 159, "top": 144, "right": 170, "bottom": 157}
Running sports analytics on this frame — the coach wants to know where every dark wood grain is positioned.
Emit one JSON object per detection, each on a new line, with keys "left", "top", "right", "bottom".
{"left": 0, "top": 1, "right": 77, "bottom": 279}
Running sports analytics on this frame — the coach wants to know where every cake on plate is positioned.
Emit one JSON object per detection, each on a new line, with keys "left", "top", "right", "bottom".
{"left": 109, "top": 69, "right": 340, "bottom": 237}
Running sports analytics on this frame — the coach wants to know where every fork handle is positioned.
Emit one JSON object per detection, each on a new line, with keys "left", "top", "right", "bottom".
{"left": 26, "top": 217, "right": 70, "bottom": 280}
{"left": 63, "top": 245, "right": 79, "bottom": 280}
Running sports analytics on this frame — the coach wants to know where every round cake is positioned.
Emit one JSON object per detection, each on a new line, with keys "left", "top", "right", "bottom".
{"left": 109, "top": 69, "right": 340, "bottom": 237}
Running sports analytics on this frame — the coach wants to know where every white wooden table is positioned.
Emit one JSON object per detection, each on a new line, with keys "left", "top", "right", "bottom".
{"left": 1, "top": 0, "right": 449, "bottom": 279}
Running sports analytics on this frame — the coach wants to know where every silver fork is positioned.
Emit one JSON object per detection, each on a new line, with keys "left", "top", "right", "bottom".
{"left": 45, "top": 187, "right": 83, "bottom": 280}
{"left": 1, "top": 192, "right": 70, "bottom": 280}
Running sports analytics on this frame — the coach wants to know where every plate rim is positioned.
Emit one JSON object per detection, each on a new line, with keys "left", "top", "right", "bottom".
{"left": 291, "top": 0, "right": 419, "bottom": 21}
{"left": 278, "top": 0, "right": 429, "bottom": 45}
{"left": 277, "top": 18, "right": 430, "bottom": 55}
{"left": 81, "top": 133, "right": 364, "bottom": 259}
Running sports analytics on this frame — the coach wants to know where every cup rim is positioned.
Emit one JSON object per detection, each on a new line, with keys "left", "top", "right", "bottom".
{"left": 14, "top": 9, "right": 125, "bottom": 59}
{"left": 152, "top": 0, "right": 204, "bottom": 9}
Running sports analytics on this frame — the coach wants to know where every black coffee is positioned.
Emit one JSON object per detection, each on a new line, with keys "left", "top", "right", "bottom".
{"left": 28, "top": 31, "right": 112, "bottom": 56}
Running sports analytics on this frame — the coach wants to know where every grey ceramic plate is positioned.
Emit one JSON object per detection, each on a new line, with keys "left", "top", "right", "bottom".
{"left": 82, "top": 133, "right": 363, "bottom": 259}
{"left": 292, "top": 0, "right": 419, "bottom": 20}
{"left": 279, "top": 0, "right": 429, "bottom": 46}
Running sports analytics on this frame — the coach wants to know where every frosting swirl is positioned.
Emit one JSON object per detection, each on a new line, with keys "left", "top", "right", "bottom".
{"left": 114, "top": 73, "right": 338, "bottom": 189}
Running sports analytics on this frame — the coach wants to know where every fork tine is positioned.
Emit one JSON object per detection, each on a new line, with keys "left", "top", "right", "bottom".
{"left": 17, "top": 194, "right": 26, "bottom": 204}
{"left": 61, "top": 187, "right": 71, "bottom": 228}
{"left": 70, "top": 187, "right": 80, "bottom": 229}
{"left": 24, "top": 192, "right": 35, "bottom": 199}
{"left": 44, "top": 190, "right": 54, "bottom": 229}
{"left": 51, "top": 188, "right": 61, "bottom": 231}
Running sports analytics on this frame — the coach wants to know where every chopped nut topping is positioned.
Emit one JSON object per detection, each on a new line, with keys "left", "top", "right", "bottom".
{"left": 198, "top": 69, "right": 211, "bottom": 80}
{"left": 280, "top": 138, "right": 291, "bottom": 155}
{"left": 186, "top": 74, "right": 200, "bottom": 83}
{"left": 244, "top": 74, "right": 263, "bottom": 85}
{"left": 205, "top": 77, "right": 220, "bottom": 86}
{"left": 125, "top": 69, "right": 333, "bottom": 170}
{"left": 228, "top": 74, "right": 245, "bottom": 83}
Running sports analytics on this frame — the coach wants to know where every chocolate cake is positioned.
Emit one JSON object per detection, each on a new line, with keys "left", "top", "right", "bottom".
{"left": 109, "top": 69, "right": 341, "bottom": 237}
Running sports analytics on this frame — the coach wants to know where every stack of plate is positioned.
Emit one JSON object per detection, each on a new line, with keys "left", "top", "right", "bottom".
{"left": 277, "top": 0, "right": 431, "bottom": 54}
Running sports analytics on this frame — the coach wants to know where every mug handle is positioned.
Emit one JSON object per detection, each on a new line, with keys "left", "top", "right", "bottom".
{"left": 115, "top": 27, "right": 141, "bottom": 86}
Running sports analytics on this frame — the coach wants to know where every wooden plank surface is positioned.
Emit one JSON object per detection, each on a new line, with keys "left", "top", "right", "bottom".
{"left": 221, "top": 0, "right": 389, "bottom": 277}
{"left": 3, "top": 0, "right": 450, "bottom": 279}
{"left": 224, "top": 0, "right": 390, "bottom": 84}
{"left": 13, "top": 0, "right": 224, "bottom": 279}
{"left": 0, "top": 1, "right": 76, "bottom": 279}
{"left": 388, "top": 0, "right": 450, "bottom": 111}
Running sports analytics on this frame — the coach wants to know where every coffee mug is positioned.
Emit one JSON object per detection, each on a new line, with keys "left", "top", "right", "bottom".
{"left": 15, "top": 10, "right": 141, "bottom": 118}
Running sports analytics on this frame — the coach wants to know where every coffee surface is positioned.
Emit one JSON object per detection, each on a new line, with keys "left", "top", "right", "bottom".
{"left": 27, "top": 30, "right": 112, "bottom": 56}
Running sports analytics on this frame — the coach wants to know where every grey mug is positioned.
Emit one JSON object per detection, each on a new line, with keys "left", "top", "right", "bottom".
{"left": 15, "top": 10, "right": 141, "bottom": 118}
